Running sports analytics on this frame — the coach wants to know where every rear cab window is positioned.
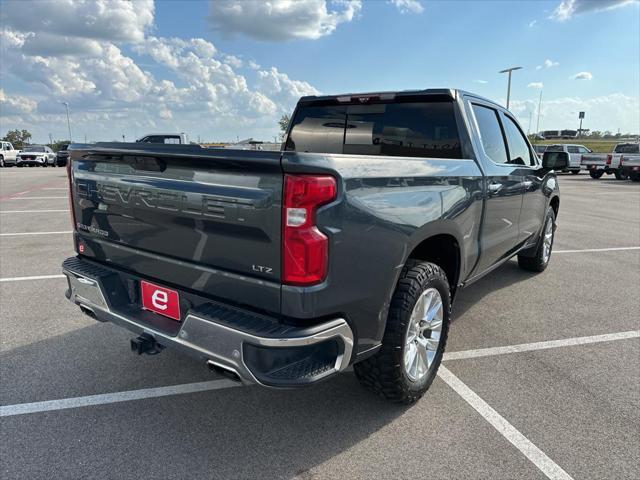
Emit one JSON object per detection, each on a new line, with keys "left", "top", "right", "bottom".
{"left": 285, "top": 99, "right": 463, "bottom": 159}
{"left": 614, "top": 144, "right": 640, "bottom": 154}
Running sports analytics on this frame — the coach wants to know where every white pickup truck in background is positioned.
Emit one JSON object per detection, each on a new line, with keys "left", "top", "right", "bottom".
{"left": 580, "top": 143, "right": 639, "bottom": 180}
{"left": 618, "top": 143, "right": 640, "bottom": 182}
{"left": 544, "top": 144, "right": 591, "bottom": 174}
{"left": 0, "top": 141, "right": 21, "bottom": 167}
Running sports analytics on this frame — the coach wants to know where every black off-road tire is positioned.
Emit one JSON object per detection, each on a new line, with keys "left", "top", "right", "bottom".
{"left": 589, "top": 170, "right": 604, "bottom": 179}
{"left": 353, "top": 260, "right": 451, "bottom": 404}
{"left": 630, "top": 172, "right": 640, "bottom": 182}
{"left": 518, "top": 207, "right": 556, "bottom": 272}
{"left": 570, "top": 170, "right": 579, "bottom": 175}
{"left": 614, "top": 169, "right": 628, "bottom": 180}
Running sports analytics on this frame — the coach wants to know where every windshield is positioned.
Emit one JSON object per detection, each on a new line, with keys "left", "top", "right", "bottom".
{"left": 22, "top": 146, "right": 45, "bottom": 152}
{"left": 614, "top": 144, "right": 639, "bottom": 154}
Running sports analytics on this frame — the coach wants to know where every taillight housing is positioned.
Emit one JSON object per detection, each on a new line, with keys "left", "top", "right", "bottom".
{"left": 282, "top": 174, "right": 337, "bottom": 285}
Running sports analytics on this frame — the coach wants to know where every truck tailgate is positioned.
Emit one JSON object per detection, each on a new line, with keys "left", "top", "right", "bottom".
{"left": 69, "top": 144, "right": 283, "bottom": 313}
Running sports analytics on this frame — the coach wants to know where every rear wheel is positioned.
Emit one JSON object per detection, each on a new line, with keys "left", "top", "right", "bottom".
{"left": 0, "top": 155, "right": 4, "bottom": 167}
{"left": 589, "top": 170, "right": 604, "bottom": 179}
{"left": 518, "top": 207, "right": 555, "bottom": 272}
{"left": 354, "top": 260, "right": 450, "bottom": 404}
{"left": 630, "top": 172, "right": 640, "bottom": 182}
{"left": 614, "top": 169, "right": 629, "bottom": 180}
{"left": 570, "top": 170, "right": 580, "bottom": 175}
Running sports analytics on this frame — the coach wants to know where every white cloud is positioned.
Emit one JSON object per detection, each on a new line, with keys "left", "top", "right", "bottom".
{"left": 223, "top": 55, "right": 243, "bottom": 69}
{"left": 511, "top": 93, "right": 639, "bottom": 133}
{"left": 473, "top": 79, "right": 488, "bottom": 84}
{"left": 528, "top": 20, "right": 537, "bottom": 27}
{"left": 0, "top": 0, "right": 154, "bottom": 51}
{"left": 551, "top": 0, "right": 637, "bottom": 21}
{"left": 0, "top": 89, "right": 38, "bottom": 115}
{"left": 572, "top": 71, "right": 593, "bottom": 80}
{"left": 528, "top": 82, "right": 544, "bottom": 89}
{"left": 208, "top": 0, "right": 362, "bottom": 41}
{"left": 0, "top": 3, "right": 322, "bottom": 143}
{"left": 536, "top": 59, "right": 559, "bottom": 70}
{"left": 256, "top": 67, "right": 320, "bottom": 111}
{"left": 389, "top": 0, "right": 425, "bottom": 14}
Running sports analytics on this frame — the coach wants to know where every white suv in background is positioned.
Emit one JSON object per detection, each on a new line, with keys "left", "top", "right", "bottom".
{"left": 0, "top": 141, "right": 21, "bottom": 167}
{"left": 544, "top": 144, "right": 592, "bottom": 174}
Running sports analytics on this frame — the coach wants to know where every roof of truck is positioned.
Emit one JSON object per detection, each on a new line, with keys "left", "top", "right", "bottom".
{"left": 298, "top": 88, "right": 500, "bottom": 108}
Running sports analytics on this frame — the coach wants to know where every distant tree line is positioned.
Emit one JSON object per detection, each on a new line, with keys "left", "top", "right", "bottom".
{"left": 2, "top": 129, "right": 70, "bottom": 151}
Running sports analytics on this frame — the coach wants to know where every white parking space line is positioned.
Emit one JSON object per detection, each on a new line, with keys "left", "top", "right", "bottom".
{"left": 438, "top": 366, "right": 574, "bottom": 480}
{"left": 0, "top": 274, "right": 66, "bottom": 283}
{"left": 0, "top": 379, "right": 242, "bottom": 417}
{"left": 0, "top": 209, "right": 70, "bottom": 213}
{"left": 0, "top": 330, "right": 634, "bottom": 418}
{"left": 444, "top": 330, "right": 640, "bottom": 361}
{"left": 6, "top": 196, "right": 67, "bottom": 200}
{"left": 0, "top": 231, "right": 72, "bottom": 237}
{"left": 554, "top": 246, "right": 640, "bottom": 254}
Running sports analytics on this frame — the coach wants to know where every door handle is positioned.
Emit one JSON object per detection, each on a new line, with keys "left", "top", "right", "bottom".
{"left": 488, "top": 182, "right": 502, "bottom": 194}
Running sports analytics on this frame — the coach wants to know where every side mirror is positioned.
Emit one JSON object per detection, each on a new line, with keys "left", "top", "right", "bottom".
{"left": 542, "top": 151, "right": 569, "bottom": 170}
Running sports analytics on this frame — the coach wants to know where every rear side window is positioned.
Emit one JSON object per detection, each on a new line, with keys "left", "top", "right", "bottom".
{"left": 502, "top": 115, "right": 534, "bottom": 166}
{"left": 286, "top": 101, "right": 462, "bottom": 159}
{"left": 567, "top": 146, "right": 579, "bottom": 153}
{"left": 471, "top": 104, "right": 508, "bottom": 164}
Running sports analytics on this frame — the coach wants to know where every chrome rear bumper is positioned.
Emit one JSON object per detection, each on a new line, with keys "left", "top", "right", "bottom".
{"left": 63, "top": 257, "right": 354, "bottom": 387}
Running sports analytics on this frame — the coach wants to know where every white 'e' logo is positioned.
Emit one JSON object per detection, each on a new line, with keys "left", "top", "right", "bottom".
{"left": 151, "top": 290, "right": 168, "bottom": 310}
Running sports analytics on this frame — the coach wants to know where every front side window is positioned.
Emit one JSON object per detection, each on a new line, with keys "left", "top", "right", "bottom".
{"left": 471, "top": 104, "right": 508, "bottom": 164}
{"left": 286, "top": 100, "right": 462, "bottom": 159}
{"left": 502, "top": 115, "right": 534, "bottom": 166}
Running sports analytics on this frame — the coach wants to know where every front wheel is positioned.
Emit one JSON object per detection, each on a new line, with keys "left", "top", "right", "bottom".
{"left": 630, "top": 172, "right": 640, "bottom": 182}
{"left": 614, "top": 169, "right": 629, "bottom": 180}
{"left": 589, "top": 170, "right": 604, "bottom": 179}
{"left": 571, "top": 170, "right": 580, "bottom": 175}
{"left": 0, "top": 156, "right": 4, "bottom": 167}
{"left": 518, "top": 207, "right": 556, "bottom": 272}
{"left": 354, "top": 260, "right": 450, "bottom": 404}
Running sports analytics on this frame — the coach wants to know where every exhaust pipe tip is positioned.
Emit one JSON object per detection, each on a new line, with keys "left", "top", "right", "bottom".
{"left": 207, "top": 360, "right": 241, "bottom": 383}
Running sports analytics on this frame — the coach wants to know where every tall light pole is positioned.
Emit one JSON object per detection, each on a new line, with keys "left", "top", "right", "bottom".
{"left": 499, "top": 66, "right": 522, "bottom": 110}
{"left": 535, "top": 89, "right": 543, "bottom": 135}
{"left": 62, "top": 102, "right": 72, "bottom": 142}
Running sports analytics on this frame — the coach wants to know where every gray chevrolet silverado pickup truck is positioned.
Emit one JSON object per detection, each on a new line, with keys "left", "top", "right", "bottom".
{"left": 63, "top": 89, "right": 563, "bottom": 403}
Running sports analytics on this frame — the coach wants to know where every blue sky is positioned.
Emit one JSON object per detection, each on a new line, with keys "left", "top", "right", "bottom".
{"left": 1, "top": 0, "right": 638, "bottom": 143}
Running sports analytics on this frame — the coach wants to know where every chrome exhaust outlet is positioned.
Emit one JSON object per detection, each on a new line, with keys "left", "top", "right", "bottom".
{"left": 207, "top": 360, "right": 242, "bottom": 383}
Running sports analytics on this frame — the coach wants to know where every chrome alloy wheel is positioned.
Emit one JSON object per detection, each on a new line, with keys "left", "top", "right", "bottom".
{"left": 542, "top": 217, "right": 554, "bottom": 264}
{"left": 404, "top": 288, "right": 443, "bottom": 382}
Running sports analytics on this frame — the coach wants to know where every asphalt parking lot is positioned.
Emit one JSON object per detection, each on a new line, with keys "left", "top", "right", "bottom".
{"left": 1, "top": 168, "right": 638, "bottom": 480}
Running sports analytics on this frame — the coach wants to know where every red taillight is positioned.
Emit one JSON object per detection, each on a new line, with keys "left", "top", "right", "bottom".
{"left": 282, "top": 174, "right": 336, "bottom": 285}
{"left": 66, "top": 157, "right": 78, "bottom": 251}
{"left": 606, "top": 154, "right": 612, "bottom": 166}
